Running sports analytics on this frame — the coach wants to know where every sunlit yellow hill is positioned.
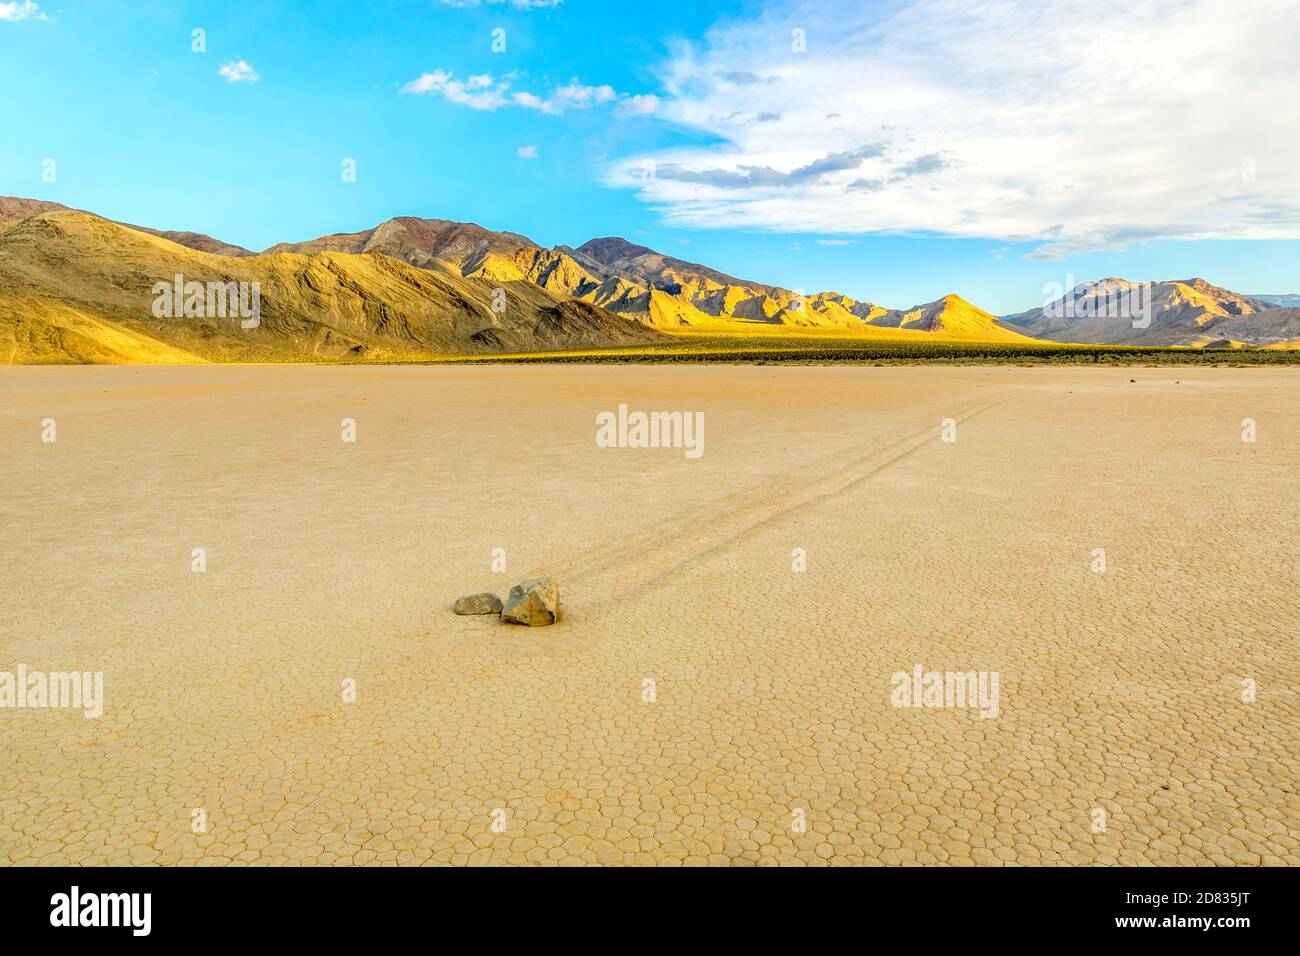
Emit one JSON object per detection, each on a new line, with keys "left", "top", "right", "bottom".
{"left": 0, "top": 210, "right": 665, "bottom": 364}
{"left": 867, "top": 294, "right": 1037, "bottom": 342}
{"left": 0, "top": 195, "right": 253, "bottom": 256}
{"left": 0, "top": 296, "right": 207, "bottom": 365}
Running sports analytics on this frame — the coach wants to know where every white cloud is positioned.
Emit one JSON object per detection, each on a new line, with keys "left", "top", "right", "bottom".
{"left": 217, "top": 60, "right": 259, "bottom": 84}
{"left": 0, "top": 1, "right": 47, "bottom": 21}
{"left": 517, "top": 144, "right": 539, "bottom": 159}
{"left": 609, "top": 0, "right": 1300, "bottom": 256}
{"left": 817, "top": 239, "right": 858, "bottom": 246}
{"left": 545, "top": 80, "right": 616, "bottom": 112}
{"left": 402, "top": 70, "right": 450, "bottom": 95}
{"left": 402, "top": 69, "right": 506, "bottom": 108}
{"left": 402, "top": 69, "right": 648, "bottom": 117}
{"left": 614, "top": 94, "right": 660, "bottom": 118}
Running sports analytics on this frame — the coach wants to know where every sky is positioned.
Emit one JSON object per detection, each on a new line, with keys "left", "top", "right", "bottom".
{"left": 2, "top": 0, "right": 1298, "bottom": 314}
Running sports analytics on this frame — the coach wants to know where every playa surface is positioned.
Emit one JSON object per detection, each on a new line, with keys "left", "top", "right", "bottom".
{"left": 1, "top": 364, "right": 1296, "bottom": 865}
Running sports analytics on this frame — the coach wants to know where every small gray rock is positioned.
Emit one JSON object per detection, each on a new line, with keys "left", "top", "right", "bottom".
{"left": 453, "top": 592, "right": 502, "bottom": 615}
{"left": 501, "top": 577, "right": 558, "bottom": 626}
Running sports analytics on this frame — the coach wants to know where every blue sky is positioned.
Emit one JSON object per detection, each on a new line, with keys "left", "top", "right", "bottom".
{"left": 3, "top": 0, "right": 1298, "bottom": 314}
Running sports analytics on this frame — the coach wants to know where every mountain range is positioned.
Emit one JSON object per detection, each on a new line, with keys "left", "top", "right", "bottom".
{"left": 0, "top": 196, "right": 1296, "bottom": 363}
{"left": 260, "top": 214, "right": 1028, "bottom": 340}
{"left": 1003, "top": 278, "right": 1300, "bottom": 349}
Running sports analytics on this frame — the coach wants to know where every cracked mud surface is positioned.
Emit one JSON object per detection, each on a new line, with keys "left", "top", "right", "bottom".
{"left": 1, "top": 364, "right": 1296, "bottom": 865}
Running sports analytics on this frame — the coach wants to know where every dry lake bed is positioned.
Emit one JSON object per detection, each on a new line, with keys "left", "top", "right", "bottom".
{"left": 1, "top": 364, "right": 1296, "bottom": 865}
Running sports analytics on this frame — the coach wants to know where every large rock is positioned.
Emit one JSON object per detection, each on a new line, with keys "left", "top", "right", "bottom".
{"left": 501, "top": 577, "right": 558, "bottom": 626}
{"left": 453, "top": 592, "right": 502, "bottom": 615}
